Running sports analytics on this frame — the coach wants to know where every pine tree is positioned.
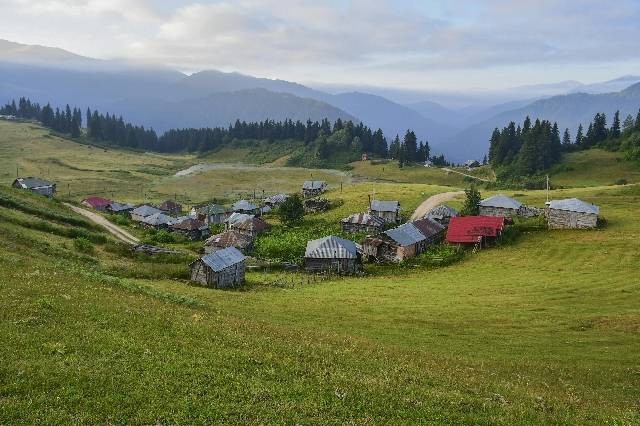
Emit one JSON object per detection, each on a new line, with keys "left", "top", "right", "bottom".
{"left": 575, "top": 124, "right": 584, "bottom": 146}
{"left": 461, "top": 185, "right": 481, "bottom": 216}
{"left": 611, "top": 110, "right": 621, "bottom": 138}
{"left": 562, "top": 128, "right": 571, "bottom": 145}
{"left": 635, "top": 109, "right": 640, "bottom": 131}
{"left": 622, "top": 114, "right": 635, "bottom": 134}
{"left": 403, "top": 130, "right": 418, "bottom": 162}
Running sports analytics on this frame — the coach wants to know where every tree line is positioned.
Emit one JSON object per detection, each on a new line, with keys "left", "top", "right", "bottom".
{"left": 1, "top": 97, "right": 82, "bottom": 138}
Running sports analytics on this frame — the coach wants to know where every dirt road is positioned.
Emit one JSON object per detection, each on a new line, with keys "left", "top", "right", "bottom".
{"left": 64, "top": 203, "right": 140, "bottom": 245}
{"left": 442, "top": 168, "right": 491, "bottom": 182}
{"left": 410, "top": 191, "right": 464, "bottom": 221}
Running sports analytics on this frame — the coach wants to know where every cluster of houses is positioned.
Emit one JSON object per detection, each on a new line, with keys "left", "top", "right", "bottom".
{"left": 10, "top": 176, "right": 601, "bottom": 290}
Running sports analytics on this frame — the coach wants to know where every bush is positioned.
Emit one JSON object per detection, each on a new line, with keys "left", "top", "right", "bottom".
{"left": 73, "top": 237, "right": 95, "bottom": 254}
{"left": 278, "top": 194, "right": 304, "bottom": 226}
{"left": 460, "top": 185, "right": 481, "bottom": 216}
{"left": 142, "top": 228, "right": 177, "bottom": 245}
{"left": 614, "top": 178, "right": 628, "bottom": 186}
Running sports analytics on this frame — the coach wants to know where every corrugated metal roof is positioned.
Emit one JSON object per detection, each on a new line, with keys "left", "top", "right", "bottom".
{"left": 14, "top": 177, "right": 55, "bottom": 189}
{"left": 370, "top": 200, "right": 399, "bottom": 212}
{"left": 305, "top": 236, "right": 358, "bottom": 259}
{"left": 302, "top": 180, "right": 327, "bottom": 190}
{"left": 82, "top": 197, "right": 112, "bottom": 208}
{"left": 200, "top": 247, "right": 246, "bottom": 272}
{"left": 412, "top": 218, "right": 445, "bottom": 238}
{"left": 425, "top": 204, "right": 459, "bottom": 220}
{"left": 231, "top": 217, "right": 271, "bottom": 233}
{"left": 384, "top": 222, "right": 424, "bottom": 246}
{"left": 142, "top": 212, "right": 174, "bottom": 226}
{"left": 264, "top": 193, "right": 288, "bottom": 204}
{"left": 170, "top": 217, "right": 207, "bottom": 231}
{"left": 132, "top": 205, "right": 162, "bottom": 217}
{"left": 205, "top": 230, "right": 253, "bottom": 249}
{"left": 232, "top": 200, "right": 258, "bottom": 211}
{"left": 549, "top": 198, "right": 599, "bottom": 214}
{"left": 195, "top": 203, "right": 229, "bottom": 215}
{"left": 341, "top": 212, "right": 386, "bottom": 227}
{"left": 480, "top": 194, "right": 523, "bottom": 209}
{"left": 225, "top": 212, "right": 255, "bottom": 226}
{"left": 108, "top": 202, "right": 134, "bottom": 212}
{"left": 446, "top": 216, "right": 505, "bottom": 243}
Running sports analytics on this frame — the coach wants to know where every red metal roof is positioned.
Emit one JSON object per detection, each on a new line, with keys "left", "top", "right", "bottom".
{"left": 82, "top": 196, "right": 112, "bottom": 209}
{"left": 446, "top": 216, "right": 505, "bottom": 244}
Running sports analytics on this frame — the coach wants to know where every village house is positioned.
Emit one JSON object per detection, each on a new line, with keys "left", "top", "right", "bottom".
{"left": 369, "top": 200, "right": 401, "bottom": 223}
{"left": 341, "top": 212, "right": 386, "bottom": 234}
{"left": 446, "top": 216, "right": 505, "bottom": 247}
{"left": 302, "top": 180, "right": 328, "bottom": 198}
{"left": 191, "top": 203, "right": 231, "bottom": 225}
{"left": 204, "top": 230, "right": 254, "bottom": 254}
{"left": 106, "top": 202, "right": 135, "bottom": 215}
{"left": 464, "top": 159, "right": 481, "bottom": 169}
{"left": 130, "top": 205, "right": 163, "bottom": 222}
{"left": 547, "top": 198, "right": 599, "bottom": 229}
{"left": 411, "top": 218, "right": 446, "bottom": 250}
{"left": 264, "top": 193, "right": 288, "bottom": 207}
{"left": 169, "top": 217, "right": 210, "bottom": 240}
{"left": 158, "top": 200, "right": 182, "bottom": 215}
{"left": 189, "top": 247, "right": 246, "bottom": 288}
{"left": 479, "top": 194, "right": 523, "bottom": 218}
{"left": 225, "top": 212, "right": 255, "bottom": 229}
{"left": 12, "top": 177, "right": 56, "bottom": 197}
{"left": 304, "top": 236, "right": 361, "bottom": 274}
{"left": 81, "top": 196, "right": 112, "bottom": 211}
{"left": 424, "top": 204, "right": 459, "bottom": 226}
{"left": 229, "top": 216, "right": 271, "bottom": 238}
{"left": 362, "top": 218, "right": 445, "bottom": 263}
{"left": 140, "top": 212, "right": 174, "bottom": 229}
{"left": 231, "top": 199, "right": 260, "bottom": 215}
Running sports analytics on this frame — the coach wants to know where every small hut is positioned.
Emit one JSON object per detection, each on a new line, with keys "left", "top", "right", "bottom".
{"left": 446, "top": 216, "right": 505, "bottom": 247}
{"left": 479, "top": 194, "right": 523, "bottom": 218}
{"left": 189, "top": 247, "right": 246, "bottom": 288}
{"left": 158, "top": 200, "right": 182, "bottom": 215}
{"left": 369, "top": 200, "right": 401, "bottom": 223}
{"left": 107, "top": 202, "right": 135, "bottom": 215}
{"left": 140, "top": 212, "right": 174, "bottom": 229}
{"left": 362, "top": 222, "right": 423, "bottom": 262}
{"left": 225, "top": 212, "right": 255, "bottom": 229}
{"left": 170, "top": 217, "right": 210, "bottom": 240}
{"left": 264, "top": 193, "right": 288, "bottom": 207}
{"left": 231, "top": 199, "right": 260, "bottom": 215}
{"left": 411, "top": 218, "right": 446, "bottom": 251}
{"left": 302, "top": 181, "right": 327, "bottom": 198}
{"left": 12, "top": 177, "right": 56, "bottom": 197}
{"left": 304, "top": 236, "right": 361, "bottom": 274}
{"left": 341, "top": 212, "right": 386, "bottom": 233}
{"left": 424, "top": 204, "right": 459, "bottom": 226}
{"left": 547, "top": 198, "right": 599, "bottom": 229}
{"left": 204, "top": 230, "right": 254, "bottom": 254}
{"left": 81, "top": 196, "right": 112, "bottom": 211}
{"left": 131, "top": 205, "right": 163, "bottom": 222}
{"left": 191, "top": 203, "right": 231, "bottom": 224}
{"left": 230, "top": 216, "right": 271, "bottom": 238}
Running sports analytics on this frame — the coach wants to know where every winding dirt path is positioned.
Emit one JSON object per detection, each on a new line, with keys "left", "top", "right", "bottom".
{"left": 410, "top": 191, "right": 464, "bottom": 221}
{"left": 442, "top": 167, "right": 492, "bottom": 182}
{"left": 64, "top": 203, "right": 140, "bottom": 245}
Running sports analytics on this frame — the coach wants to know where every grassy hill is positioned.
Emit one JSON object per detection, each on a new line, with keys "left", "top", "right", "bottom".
{"left": 550, "top": 148, "right": 640, "bottom": 187}
{"left": 1, "top": 119, "right": 640, "bottom": 423}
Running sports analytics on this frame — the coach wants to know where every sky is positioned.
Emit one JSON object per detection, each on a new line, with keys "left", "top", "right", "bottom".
{"left": 1, "top": 0, "right": 640, "bottom": 90}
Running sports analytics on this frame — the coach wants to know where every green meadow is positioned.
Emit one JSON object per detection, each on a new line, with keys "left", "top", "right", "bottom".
{"left": 1, "top": 121, "right": 639, "bottom": 424}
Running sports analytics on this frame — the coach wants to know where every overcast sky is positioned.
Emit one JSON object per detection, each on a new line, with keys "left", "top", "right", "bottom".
{"left": 1, "top": 0, "right": 639, "bottom": 90}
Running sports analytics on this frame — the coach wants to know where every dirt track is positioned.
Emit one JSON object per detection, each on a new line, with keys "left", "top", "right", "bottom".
{"left": 410, "top": 191, "right": 464, "bottom": 221}
{"left": 64, "top": 203, "right": 140, "bottom": 245}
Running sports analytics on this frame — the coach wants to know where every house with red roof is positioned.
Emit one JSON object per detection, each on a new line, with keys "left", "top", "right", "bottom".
{"left": 81, "top": 196, "right": 112, "bottom": 211}
{"left": 446, "top": 216, "right": 505, "bottom": 247}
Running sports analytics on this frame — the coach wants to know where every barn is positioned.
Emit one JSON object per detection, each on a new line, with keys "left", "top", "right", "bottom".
{"left": 369, "top": 200, "right": 401, "bottom": 223}
{"left": 302, "top": 180, "right": 328, "bottom": 198}
{"left": 446, "top": 216, "right": 505, "bottom": 247}
{"left": 547, "top": 198, "right": 599, "bottom": 229}
{"left": 189, "top": 247, "right": 246, "bottom": 288}
{"left": 130, "top": 205, "right": 163, "bottom": 222}
{"left": 204, "top": 230, "right": 254, "bottom": 254}
{"left": 424, "top": 204, "right": 459, "bottom": 225}
{"left": 81, "top": 196, "right": 112, "bottom": 211}
{"left": 12, "top": 177, "right": 56, "bottom": 197}
{"left": 479, "top": 194, "right": 523, "bottom": 218}
{"left": 304, "top": 236, "right": 361, "bottom": 274}
{"left": 341, "top": 212, "right": 386, "bottom": 233}
{"left": 170, "top": 217, "right": 210, "bottom": 240}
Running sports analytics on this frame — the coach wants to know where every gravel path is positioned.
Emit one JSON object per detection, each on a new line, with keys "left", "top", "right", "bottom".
{"left": 410, "top": 191, "right": 464, "bottom": 221}
{"left": 64, "top": 203, "right": 140, "bottom": 245}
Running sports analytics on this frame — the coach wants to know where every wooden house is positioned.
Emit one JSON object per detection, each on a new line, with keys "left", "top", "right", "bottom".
{"left": 191, "top": 203, "right": 231, "bottom": 224}
{"left": 302, "top": 180, "right": 327, "bottom": 198}
{"left": 231, "top": 199, "right": 260, "bottom": 215}
{"left": 158, "top": 200, "right": 182, "bottom": 215}
{"left": 304, "top": 236, "right": 361, "bottom": 274}
{"left": 81, "top": 196, "right": 112, "bottom": 211}
{"left": 264, "top": 193, "right": 288, "bottom": 207}
{"left": 170, "top": 217, "right": 210, "bottom": 240}
{"left": 225, "top": 212, "right": 255, "bottom": 229}
{"left": 464, "top": 159, "right": 480, "bottom": 169}
{"left": 229, "top": 216, "right": 271, "bottom": 238}
{"left": 411, "top": 218, "right": 446, "bottom": 251}
{"left": 12, "top": 177, "right": 56, "bottom": 197}
{"left": 446, "top": 216, "right": 505, "bottom": 247}
{"left": 547, "top": 198, "right": 599, "bottom": 229}
{"left": 369, "top": 200, "right": 401, "bottom": 223}
{"left": 424, "top": 204, "right": 459, "bottom": 226}
{"left": 131, "top": 205, "right": 163, "bottom": 222}
{"left": 204, "top": 230, "right": 254, "bottom": 254}
{"left": 189, "top": 247, "right": 246, "bottom": 288}
{"left": 341, "top": 212, "right": 386, "bottom": 233}
{"left": 479, "top": 194, "right": 523, "bottom": 218}
{"left": 362, "top": 218, "right": 444, "bottom": 262}
{"left": 106, "top": 202, "right": 135, "bottom": 215}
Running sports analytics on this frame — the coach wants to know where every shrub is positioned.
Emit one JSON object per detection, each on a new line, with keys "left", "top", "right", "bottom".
{"left": 278, "top": 194, "right": 304, "bottom": 226}
{"left": 73, "top": 237, "right": 95, "bottom": 254}
{"left": 614, "top": 178, "right": 628, "bottom": 186}
{"left": 460, "top": 185, "right": 481, "bottom": 216}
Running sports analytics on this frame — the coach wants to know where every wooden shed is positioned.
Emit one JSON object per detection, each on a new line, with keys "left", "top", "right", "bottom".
{"left": 12, "top": 177, "right": 56, "bottom": 197}
{"left": 169, "top": 217, "right": 210, "bottom": 240}
{"left": 302, "top": 180, "right": 327, "bottom": 198}
{"left": 158, "top": 200, "right": 182, "bottom": 215}
{"left": 341, "top": 212, "right": 386, "bottom": 233}
{"left": 191, "top": 203, "right": 231, "bottom": 225}
{"left": 230, "top": 216, "right": 271, "bottom": 238}
{"left": 81, "top": 196, "right": 112, "bottom": 211}
{"left": 189, "top": 247, "right": 246, "bottom": 288}
{"left": 304, "top": 236, "right": 361, "bottom": 274}
{"left": 547, "top": 198, "right": 599, "bottom": 229}
{"left": 131, "top": 205, "right": 163, "bottom": 222}
{"left": 479, "top": 194, "right": 523, "bottom": 218}
{"left": 204, "top": 230, "right": 254, "bottom": 254}
{"left": 232, "top": 199, "right": 260, "bottom": 215}
{"left": 362, "top": 221, "right": 424, "bottom": 262}
{"left": 369, "top": 200, "right": 401, "bottom": 223}
{"left": 106, "top": 202, "right": 135, "bottom": 215}
{"left": 424, "top": 204, "right": 459, "bottom": 226}
{"left": 140, "top": 212, "right": 174, "bottom": 229}
{"left": 446, "top": 216, "right": 505, "bottom": 247}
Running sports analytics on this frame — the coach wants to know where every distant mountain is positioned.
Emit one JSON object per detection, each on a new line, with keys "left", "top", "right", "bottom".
{"left": 405, "top": 100, "right": 463, "bottom": 128}
{"left": 570, "top": 75, "right": 640, "bottom": 95}
{"left": 439, "top": 83, "right": 640, "bottom": 162}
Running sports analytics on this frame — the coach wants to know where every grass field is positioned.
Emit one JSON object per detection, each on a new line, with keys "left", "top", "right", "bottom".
{"left": 550, "top": 148, "right": 640, "bottom": 187}
{"left": 1, "top": 120, "right": 640, "bottom": 423}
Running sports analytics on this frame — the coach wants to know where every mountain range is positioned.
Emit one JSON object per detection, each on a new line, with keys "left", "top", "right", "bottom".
{"left": 1, "top": 39, "right": 639, "bottom": 162}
